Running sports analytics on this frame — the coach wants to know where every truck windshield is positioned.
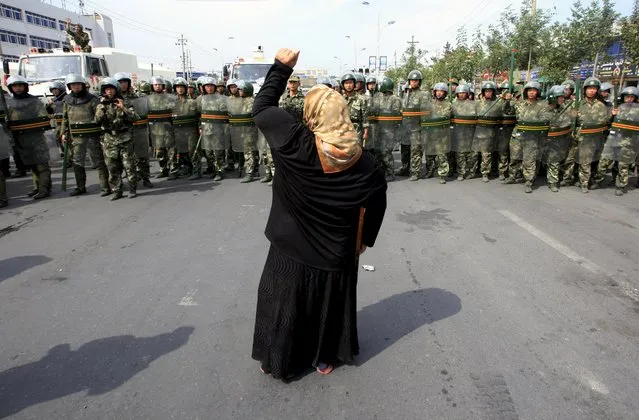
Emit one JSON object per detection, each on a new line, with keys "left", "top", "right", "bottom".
{"left": 19, "top": 56, "right": 82, "bottom": 81}
{"left": 233, "top": 64, "right": 271, "bottom": 82}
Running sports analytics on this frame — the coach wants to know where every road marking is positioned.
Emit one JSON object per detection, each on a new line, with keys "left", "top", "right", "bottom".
{"left": 178, "top": 289, "right": 199, "bottom": 306}
{"left": 498, "top": 210, "right": 606, "bottom": 276}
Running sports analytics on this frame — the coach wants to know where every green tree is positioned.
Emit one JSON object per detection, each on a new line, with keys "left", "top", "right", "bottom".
{"left": 619, "top": 0, "right": 639, "bottom": 68}
{"left": 384, "top": 39, "right": 431, "bottom": 86}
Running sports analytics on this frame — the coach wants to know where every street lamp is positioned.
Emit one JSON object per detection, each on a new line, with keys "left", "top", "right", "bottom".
{"left": 361, "top": 1, "right": 396, "bottom": 77}
{"left": 334, "top": 56, "right": 342, "bottom": 74}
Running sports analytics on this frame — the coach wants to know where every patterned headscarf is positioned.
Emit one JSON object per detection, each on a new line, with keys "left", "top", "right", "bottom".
{"left": 303, "top": 84, "right": 362, "bottom": 174}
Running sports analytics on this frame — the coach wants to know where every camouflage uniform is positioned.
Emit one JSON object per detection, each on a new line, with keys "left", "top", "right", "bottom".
{"left": 451, "top": 96, "right": 477, "bottom": 180}
{"left": 420, "top": 97, "right": 451, "bottom": 182}
{"left": 199, "top": 92, "right": 230, "bottom": 181}
{"left": 60, "top": 90, "right": 110, "bottom": 195}
{"left": 574, "top": 98, "right": 611, "bottom": 191}
{"left": 5, "top": 91, "right": 52, "bottom": 199}
{"left": 148, "top": 91, "right": 176, "bottom": 177}
{"left": 227, "top": 95, "right": 258, "bottom": 182}
{"left": 472, "top": 98, "right": 506, "bottom": 180}
{"left": 402, "top": 88, "right": 430, "bottom": 178}
{"left": 505, "top": 98, "right": 551, "bottom": 192}
{"left": 0, "top": 104, "right": 10, "bottom": 207}
{"left": 375, "top": 92, "right": 402, "bottom": 179}
{"left": 127, "top": 94, "right": 153, "bottom": 186}
{"left": 344, "top": 92, "right": 369, "bottom": 146}
{"left": 544, "top": 103, "right": 574, "bottom": 189}
{"left": 172, "top": 94, "right": 200, "bottom": 178}
{"left": 45, "top": 87, "right": 67, "bottom": 159}
{"left": 499, "top": 105, "right": 517, "bottom": 180}
{"left": 95, "top": 98, "right": 138, "bottom": 199}
{"left": 596, "top": 101, "right": 639, "bottom": 194}
{"left": 366, "top": 91, "right": 381, "bottom": 162}
{"left": 66, "top": 25, "right": 92, "bottom": 52}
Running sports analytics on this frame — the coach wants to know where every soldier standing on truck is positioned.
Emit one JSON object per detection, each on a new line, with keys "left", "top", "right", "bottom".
{"left": 65, "top": 18, "right": 92, "bottom": 53}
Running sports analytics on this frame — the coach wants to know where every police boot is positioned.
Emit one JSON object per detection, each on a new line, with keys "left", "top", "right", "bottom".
{"left": 188, "top": 168, "right": 202, "bottom": 180}
{"left": 501, "top": 177, "right": 516, "bottom": 185}
{"left": 110, "top": 189, "right": 123, "bottom": 201}
{"left": 128, "top": 181, "right": 137, "bottom": 199}
{"left": 97, "top": 167, "right": 111, "bottom": 197}
{"left": 615, "top": 188, "right": 624, "bottom": 196}
{"left": 261, "top": 171, "right": 273, "bottom": 183}
{"left": 70, "top": 165, "right": 87, "bottom": 196}
{"left": 0, "top": 158, "right": 10, "bottom": 178}
{"left": 156, "top": 167, "right": 169, "bottom": 178}
{"left": 549, "top": 183, "right": 559, "bottom": 192}
{"left": 524, "top": 182, "right": 533, "bottom": 194}
{"left": 439, "top": 177, "right": 446, "bottom": 184}
{"left": 167, "top": 168, "right": 179, "bottom": 180}
{"left": 33, "top": 164, "right": 52, "bottom": 200}
{"left": 142, "top": 178, "right": 154, "bottom": 188}
{"left": 213, "top": 172, "right": 223, "bottom": 182}
{"left": 0, "top": 174, "right": 7, "bottom": 208}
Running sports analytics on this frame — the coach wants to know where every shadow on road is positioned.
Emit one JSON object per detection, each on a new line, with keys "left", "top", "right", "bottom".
{"left": 0, "top": 255, "right": 52, "bottom": 283}
{"left": 0, "top": 326, "right": 194, "bottom": 419}
{"left": 356, "top": 288, "right": 462, "bottom": 364}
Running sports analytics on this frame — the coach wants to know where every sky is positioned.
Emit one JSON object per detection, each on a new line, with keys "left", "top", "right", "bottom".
{"left": 59, "top": 0, "right": 634, "bottom": 76}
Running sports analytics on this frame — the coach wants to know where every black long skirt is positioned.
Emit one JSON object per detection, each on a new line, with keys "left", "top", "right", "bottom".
{"left": 251, "top": 244, "right": 359, "bottom": 380}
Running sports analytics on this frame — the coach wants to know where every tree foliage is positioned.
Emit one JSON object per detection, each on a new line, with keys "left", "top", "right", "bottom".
{"left": 385, "top": 0, "right": 630, "bottom": 87}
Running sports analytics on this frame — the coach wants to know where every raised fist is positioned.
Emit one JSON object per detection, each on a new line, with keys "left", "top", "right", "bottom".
{"left": 275, "top": 48, "right": 300, "bottom": 69}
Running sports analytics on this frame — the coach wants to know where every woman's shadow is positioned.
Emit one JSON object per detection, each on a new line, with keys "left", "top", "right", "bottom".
{"left": 356, "top": 288, "right": 462, "bottom": 364}
{"left": 0, "top": 326, "right": 194, "bottom": 419}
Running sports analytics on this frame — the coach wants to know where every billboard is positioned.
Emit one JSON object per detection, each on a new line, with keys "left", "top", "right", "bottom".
{"left": 379, "top": 56, "right": 387, "bottom": 71}
{"left": 368, "top": 56, "right": 376, "bottom": 72}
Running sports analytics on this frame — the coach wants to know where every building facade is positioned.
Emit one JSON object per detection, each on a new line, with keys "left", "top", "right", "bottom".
{"left": 0, "top": 0, "right": 114, "bottom": 63}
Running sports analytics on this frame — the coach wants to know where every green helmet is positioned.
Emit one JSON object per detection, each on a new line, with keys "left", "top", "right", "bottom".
{"left": 481, "top": 81, "right": 497, "bottom": 94}
{"left": 316, "top": 76, "right": 332, "bottom": 87}
{"left": 600, "top": 82, "right": 613, "bottom": 92}
{"left": 173, "top": 77, "right": 188, "bottom": 88}
{"left": 620, "top": 86, "right": 639, "bottom": 102}
{"left": 455, "top": 84, "right": 470, "bottom": 95}
{"left": 523, "top": 81, "right": 541, "bottom": 97}
{"left": 99, "top": 77, "right": 119, "bottom": 95}
{"left": 6, "top": 75, "right": 29, "bottom": 94}
{"left": 341, "top": 72, "right": 356, "bottom": 85}
{"left": 164, "top": 80, "right": 173, "bottom": 93}
{"left": 196, "top": 76, "right": 206, "bottom": 87}
{"left": 355, "top": 73, "right": 366, "bottom": 84}
{"left": 449, "top": 77, "right": 459, "bottom": 86}
{"left": 226, "top": 79, "right": 237, "bottom": 88}
{"left": 65, "top": 73, "right": 86, "bottom": 89}
{"left": 379, "top": 76, "right": 394, "bottom": 93}
{"left": 366, "top": 76, "right": 377, "bottom": 84}
{"left": 582, "top": 77, "right": 601, "bottom": 91}
{"left": 149, "top": 76, "right": 165, "bottom": 86}
{"left": 237, "top": 80, "right": 254, "bottom": 97}
{"left": 499, "top": 81, "right": 510, "bottom": 90}
{"left": 113, "top": 72, "right": 131, "bottom": 83}
{"left": 546, "top": 85, "right": 566, "bottom": 104}
{"left": 561, "top": 79, "right": 576, "bottom": 92}
{"left": 433, "top": 82, "right": 448, "bottom": 93}
{"left": 187, "top": 80, "right": 197, "bottom": 89}
{"left": 407, "top": 70, "right": 423, "bottom": 81}
{"left": 200, "top": 76, "right": 216, "bottom": 87}
{"left": 48, "top": 80, "right": 66, "bottom": 93}
{"left": 138, "top": 81, "right": 151, "bottom": 94}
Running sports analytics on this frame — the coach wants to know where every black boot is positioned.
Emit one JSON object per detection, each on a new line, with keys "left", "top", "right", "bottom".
{"left": 70, "top": 165, "right": 87, "bottom": 196}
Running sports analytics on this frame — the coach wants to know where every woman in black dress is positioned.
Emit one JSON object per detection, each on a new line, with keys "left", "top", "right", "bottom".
{"left": 251, "top": 49, "right": 387, "bottom": 380}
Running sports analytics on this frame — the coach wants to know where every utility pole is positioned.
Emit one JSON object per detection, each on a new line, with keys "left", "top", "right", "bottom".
{"left": 186, "top": 49, "right": 192, "bottom": 80}
{"left": 176, "top": 34, "right": 187, "bottom": 78}
{"left": 526, "top": 0, "right": 536, "bottom": 82}
{"left": 407, "top": 35, "right": 419, "bottom": 64}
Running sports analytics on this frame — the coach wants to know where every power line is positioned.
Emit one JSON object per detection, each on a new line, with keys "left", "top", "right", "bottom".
{"left": 83, "top": 0, "right": 180, "bottom": 36}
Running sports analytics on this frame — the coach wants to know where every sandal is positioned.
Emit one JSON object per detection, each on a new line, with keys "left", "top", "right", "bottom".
{"left": 259, "top": 365, "right": 271, "bottom": 375}
{"left": 316, "top": 363, "right": 334, "bottom": 375}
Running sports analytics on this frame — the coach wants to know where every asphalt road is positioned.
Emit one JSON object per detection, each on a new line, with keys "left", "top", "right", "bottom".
{"left": 1, "top": 154, "right": 638, "bottom": 420}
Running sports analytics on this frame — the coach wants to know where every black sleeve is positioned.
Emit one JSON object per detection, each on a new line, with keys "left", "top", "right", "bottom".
{"left": 361, "top": 184, "right": 388, "bottom": 247}
{"left": 253, "top": 60, "right": 301, "bottom": 149}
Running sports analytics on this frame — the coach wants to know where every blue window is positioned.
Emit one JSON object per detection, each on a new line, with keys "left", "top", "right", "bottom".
{"left": 1, "top": 3, "right": 21, "bottom": 20}
{"left": 25, "top": 11, "right": 56, "bottom": 29}
{"left": 0, "top": 30, "right": 27, "bottom": 45}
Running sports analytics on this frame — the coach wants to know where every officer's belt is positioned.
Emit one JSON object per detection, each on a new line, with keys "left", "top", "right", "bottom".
{"left": 516, "top": 121, "right": 550, "bottom": 132}
{"left": 611, "top": 119, "right": 639, "bottom": 132}
{"left": 69, "top": 121, "right": 102, "bottom": 137}
{"left": 148, "top": 109, "right": 173, "bottom": 123}
{"left": 501, "top": 115, "right": 517, "bottom": 126}
{"left": 229, "top": 113, "right": 254, "bottom": 126}
{"left": 451, "top": 116, "right": 477, "bottom": 125}
{"left": 132, "top": 118, "right": 149, "bottom": 127}
{"left": 7, "top": 116, "right": 52, "bottom": 133}
{"left": 0, "top": 112, "right": 5, "bottom": 120}
{"left": 367, "top": 115, "right": 378, "bottom": 124}
{"left": 420, "top": 117, "right": 450, "bottom": 129}
{"left": 53, "top": 113, "right": 63, "bottom": 124}
{"left": 476, "top": 115, "right": 501, "bottom": 127}
{"left": 579, "top": 123, "right": 608, "bottom": 135}
{"left": 402, "top": 109, "right": 426, "bottom": 119}
{"left": 201, "top": 111, "right": 229, "bottom": 124}
{"left": 172, "top": 115, "right": 199, "bottom": 127}
{"left": 548, "top": 125, "right": 572, "bottom": 137}
{"left": 377, "top": 112, "right": 402, "bottom": 124}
